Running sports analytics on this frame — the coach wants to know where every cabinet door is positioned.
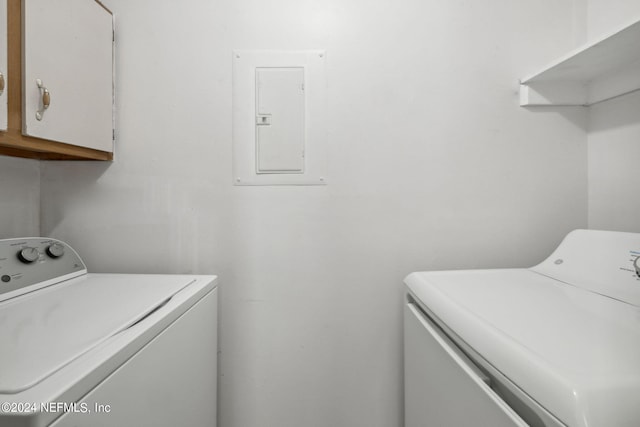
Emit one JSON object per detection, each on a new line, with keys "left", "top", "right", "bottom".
{"left": 0, "top": 0, "right": 7, "bottom": 131}
{"left": 23, "top": 0, "right": 113, "bottom": 152}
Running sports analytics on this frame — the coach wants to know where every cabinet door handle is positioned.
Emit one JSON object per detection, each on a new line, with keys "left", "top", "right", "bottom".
{"left": 0, "top": 73, "right": 5, "bottom": 95}
{"left": 36, "top": 79, "right": 50, "bottom": 121}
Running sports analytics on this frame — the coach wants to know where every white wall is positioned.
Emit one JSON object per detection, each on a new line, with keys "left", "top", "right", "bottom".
{"left": 40, "top": 1, "right": 588, "bottom": 426}
{"left": 0, "top": 155, "right": 40, "bottom": 237}
{"left": 586, "top": 0, "right": 640, "bottom": 232}
{"left": 588, "top": 93, "right": 640, "bottom": 231}
{"left": 587, "top": 0, "right": 640, "bottom": 39}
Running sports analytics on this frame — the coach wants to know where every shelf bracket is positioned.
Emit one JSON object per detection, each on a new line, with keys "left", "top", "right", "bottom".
{"left": 519, "top": 81, "right": 587, "bottom": 107}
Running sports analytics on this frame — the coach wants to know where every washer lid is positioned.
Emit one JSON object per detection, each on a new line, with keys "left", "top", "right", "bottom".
{"left": 405, "top": 268, "right": 640, "bottom": 427}
{"left": 0, "top": 274, "right": 195, "bottom": 394}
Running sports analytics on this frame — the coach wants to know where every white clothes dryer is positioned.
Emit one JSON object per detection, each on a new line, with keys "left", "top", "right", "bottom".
{"left": 404, "top": 229, "right": 640, "bottom": 427}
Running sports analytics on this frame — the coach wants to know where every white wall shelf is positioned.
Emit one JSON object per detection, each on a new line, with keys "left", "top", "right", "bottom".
{"left": 520, "top": 18, "right": 640, "bottom": 106}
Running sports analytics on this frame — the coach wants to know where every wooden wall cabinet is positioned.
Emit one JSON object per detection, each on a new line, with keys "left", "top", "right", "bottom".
{"left": 0, "top": 1, "right": 7, "bottom": 133}
{"left": 0, "top": 0, "right": 114, "bottom": 160}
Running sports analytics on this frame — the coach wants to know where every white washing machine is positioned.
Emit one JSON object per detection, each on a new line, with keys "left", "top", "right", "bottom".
{"left": 0, "top": 237, "right": 218, "bottom": 427}
{"left": 404, "top": 229, "right": 640, "bottom": 427}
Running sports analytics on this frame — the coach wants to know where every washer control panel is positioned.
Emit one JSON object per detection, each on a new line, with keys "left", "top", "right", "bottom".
{"left": 532, "top": 230, "right": 640, "bottom": 306}
{"left": 0, "top": 238, "right": 86, "bottom": 299}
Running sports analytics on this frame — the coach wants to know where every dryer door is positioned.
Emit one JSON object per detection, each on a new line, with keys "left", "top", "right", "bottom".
{"left": 404, "top": 302, "right": 528, "bottom": 427}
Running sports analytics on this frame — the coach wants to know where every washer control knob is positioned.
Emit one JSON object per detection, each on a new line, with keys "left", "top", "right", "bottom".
{"left": 18, "top": 247, "right": 39, "bottom": 263}
{"left": 635, "top": 257, "right": 640, "bottom": 278}
{"left": 46, "top": 243, "right": 65, "bottom": 258}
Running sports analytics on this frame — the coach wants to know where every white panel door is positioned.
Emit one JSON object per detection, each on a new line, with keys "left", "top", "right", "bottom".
{"left": 256, "top": 67, "right": 305, "bottom": 173}
{"left": 0, "top": 0, "right": 7, "bottom": 131}
{"left": 232, "top": 50, "right": 327, "bottom": 185}
{"left": 23, "top": 0, "right": 113, "bottom": 152}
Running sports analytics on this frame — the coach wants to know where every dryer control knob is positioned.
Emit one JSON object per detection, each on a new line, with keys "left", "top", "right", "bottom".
{"left": 634, "top": 256, "right": 640, "bottom": 277}
{"left": 46, "top": 243, "right": 65, "bottom": 258}
{"left": 18, "top": 247, "right": 39, "bottom": 263}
